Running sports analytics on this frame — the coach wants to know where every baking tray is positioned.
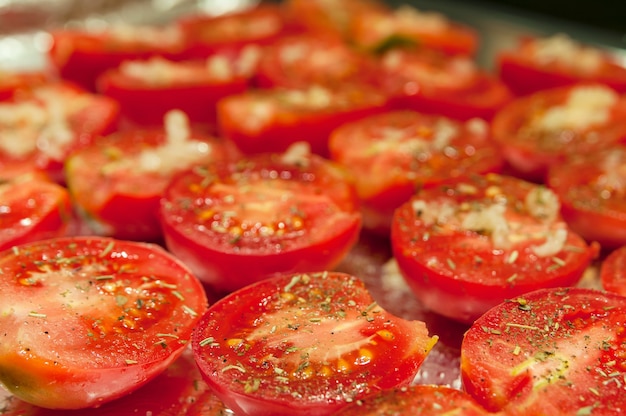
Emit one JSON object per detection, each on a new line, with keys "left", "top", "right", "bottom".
{"left": 0, "top": 0, "right": 622, "bottom": 414}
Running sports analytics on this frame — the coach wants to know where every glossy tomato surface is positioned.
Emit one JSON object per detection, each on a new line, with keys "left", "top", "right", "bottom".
{"left": 349, "top": 4, "right": 479, "bottom": 56}
{"left": 391, "top": 173, "right": 598, "bottom": 323}
{"left": 0, "top": 82, "right": 119, "bottom": 183}
{"left": 379, "top": 47, "right": 512, "bottom": 121}
{"left": 159, "top": 144, "right": 362, "bottom": 292}
{"left": 461, "top": 287, "right": 626, "bottom": 414}
{"left": 0, "top": 175, "right": 72, "bottom": 251}
{"left": 0, "top": 236, "right": 208, "bottom": 409}
{"left": 334, "top": 385, "right": 489, "bottom": 415}
{"left": 217, "top": 84, "right": 389, "bottom": 156}
{"left": 192, "top": 271, "right": 438, "bottom": 416}
{"left": 491, "top": 83, "right": 626, "bottom": 182}
{"left": 329, "top": 110, "right": 503, "bottom": 235}
{"left": 547, "top": 145, "right": 626, "bottom": 250}
{"left": 65, "top": 110, "right": 240, "bottom": 241}
{"left": 599, "top": 245, "right": 626, "bottom": 296}
{"left": 498, "top": 34, "right": 626, "bottom": 96}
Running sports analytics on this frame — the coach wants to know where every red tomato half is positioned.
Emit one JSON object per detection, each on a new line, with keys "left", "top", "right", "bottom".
{"left": 192, "top": 271, "right": 438, "bottom": 416}
{"left": 97, "top": 53, "right": 253, "bottom": 127}
{"left": 65, "top": 110, "right": 240, "bottom": 241}
{"left": 600, "top": 245, "right": 626, "bottom": 296}
{"left": 349, "top": 4, "right": 479, "bottom": 56}
{"left": 391, "top": 173, "right": 598, "bottom": 324}
{"left": 334, "top": 385, "right": 489, "bottom": 415}
{"left": 0, "top": 82, "right": 119, "bottom": 183}
{"left": 492, "top": 83, "right": 626, "bottom": 182}
{"left": 254, "top": 33, "right": 380, "bottom": 89}
{"left": 0, "top": 70, "right": 47, "bottom": 101}
{"left": 217, "top": 84, "right": 389, "bottom": 156}
{"left": 0, "top": 236, "right": 208, "bottom": 409}
{"left": 461, "top": 287, "right": 626, "bottom": 414}
{"left": 379, "top": 48, "right": 513, "bottom": 121}
{"left": 159, "top": 144, "right": 362, "bottom": 292}
{"left": 547, "top": 145, "right": 626, "bottom": 250}
{"left": 178, "top": 4, "right": 289, "bottom": 59}
{"left": 0, "top": 175, "right": 72, "bottom": 251}
{"left": 49, "top": 24, "right": 187, "bottom": 91}
{"left": 498, "top": 34, "right": 626, "bottom": 96}
{"left": 329, "top": 110, "right": 504, "bottom": 235}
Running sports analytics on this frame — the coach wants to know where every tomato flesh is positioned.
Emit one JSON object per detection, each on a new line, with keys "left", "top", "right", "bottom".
{"left": 461, "top": 287, "right": 626, "bottom": 414}
{"left": 391, "top": 173, "right": 598, "bottom": 323}
{"left": 600, "top": 245, "right": 626, "bottom": 297}
{"left": 192, "top": 271, "right": 438, "bottom": 416}
{"left": 0, "top": 237, "right": 208, "bottom": 409}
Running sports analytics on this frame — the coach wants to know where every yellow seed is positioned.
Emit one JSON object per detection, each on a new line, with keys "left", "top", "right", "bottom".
{"left": 226, "top": 338, "right": 244, "bottom": 347}
{"left": 299, "top": 366, "right": 315, "bottom": 379}
{"left": 356, "top": 348, "right": 373, "bottom": 365}
{"left": 485, "top": 185, "right": 502, "bottom": 197}
{"left": 376, "top": 329, "right": 395, "bottom": 341}
{"left": 337, "top": 358, "right": 351, "bottom": 372}
{"left": 280, "top": 292, "right": 297, "bottom": 302}
{"left": 318, "top": 365, "right": 333, "bottom": 377}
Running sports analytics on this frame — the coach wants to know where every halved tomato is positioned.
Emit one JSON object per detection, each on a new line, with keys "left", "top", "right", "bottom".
{"left": 0, "top": 82, "right": 119, "bottom": 183}
{"left": 192, "top": 271, "right": 438, "bottom": 416}
{"left": 0, "top": 70, "right": 47, "bottom": 101}
{"left": 498, "top": 34, "right": 626, "bottom": 96}
{"left": 391, "top": 173, "right": 598, "bottom": 323}
{"left": 159, "top": 143, "right": 362, "bottom": 293}
{"left": 599, "top": 245, "right": 626, "bottom": 296}
{"left": 65, "top": 110, "right": 240, "bottom": 241}
{"left": 216, "top": 83, "right": 389, "bottom": 156}
{"left": 0, "top": 174, "right": 72, "bottom": 251}
{"left": 349, "top": 4, "right": 479, "bottom": 56}
{"left": 254, "top": 33, "right": 380, "bottom": 89}
{"left": 0, "top": 236, "right": 208, "bottom": 409}
{"left": 334, "top": 385, "right": 489, "bottom": 415}
{"left": 49, "top": 24, "right": 187, "bottom": 91}
{"left": 547, "top": 144, "right": 626, "bottom": 250}
{"left": 379, "top": 47, "right": 513, "bottom": 121}
{"left": 461, "top": 287, "right": 626, "bottom": 414}
{"left": 492, "top": 83, "right": 626, "bottom": 182}
{"left": 328, "top": 110, "right": 504, "bottom": 235}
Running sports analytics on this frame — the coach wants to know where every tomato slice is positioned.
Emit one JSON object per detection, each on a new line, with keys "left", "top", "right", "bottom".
{"left": 0, "top": 175, "right": 72, "bottom": 252}
{"left": 216, "top": 84, "right": 389, "bottom": 156}
{"left": 547, "top": 145, "right": 626, "bottom": 250}
{"left": 349, "top": 4, "right": 479, "bottom": 56}
{"left": 599, "top": 245, "right": 626, "bottom": 296}
{"left": 0, "top": 82, "right": 119, "bottom": 183}
{"left": 254, "top": 33, "right": 380, "bottom": 89}
{"left": 391, "top": 173, "right": 598, "bottom": 324}
{"left": 0, "top": 236, "right": 208, "bottom": 409}
{"left": 328, "top": 110, "right": 503, "bottom": 235}
{"left": 461, "top": 287, "right": 626, "bottom": 414}
{"left": 97, "top": 52, "right": 254, "bottom": 127}
{"left": 192, "top": 271, "right": 438, "bottom": 416}
{"left": 498, "top": 34, "right": 626, "bottom": 96}
{"left": 333, "top": 385, "right": 489, "bottom": 415}
{"left": 492, "top": 83, "right": 626, "bottom": 182}
{"left": 379, "top": 47, "right": 513, "bottom": 121}
{"left": 178, "top": 4, "right": 289, "bottom": 59}
{"left": 159, "top": 144, "right": 362, "bottom": 292}
{"left": 65, "top": 110, "right": 240, "bottom": 241}
{"left": 49, "top": 24, "right": 187, "bottom": 91}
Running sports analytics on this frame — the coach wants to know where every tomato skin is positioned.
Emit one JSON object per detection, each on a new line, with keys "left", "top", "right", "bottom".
{"left": 0, "top": 175, "right": 72, "bottom": 252}
{"left": 492, "top": 83, "right": 626, "bottom": 182}
{"left": 379, "top": 48, "right": 513, "bottom": 122}
{"left": 547, "top": 145, "right": 626, "bottom": 251}
{"left": 461, "top": 287, "right": 626, "bottom": 414}
{"left": 159, "top": 149, "right": 362, "bottom": 292}
{"left": 0, "top": 236, "right": 208, "bottom": 409}
{"left": 216, "top": 84, "right": 389, "bottom": 157}
{"left": 497, "top": 36, "right": 626, "bottom": 96}
{"left": 0, "top": 82, "right": 120, "bottom": 184}
{"left": 333, "top": 385, "right": 489, "bottom": 415}
{"left": 192, "top": 271, "right": 438, "bottom": 416}
{"left": 65, "top": 122, "right": 239, "bottom": 241}
{"left": 600, "top": 245, "right": 626, "bottom": 296}
{"left": 391, "top": 173, "right": 598, "bottom": 324}
{"left": 329, "top": 110, "right": 504, "bottom": 235}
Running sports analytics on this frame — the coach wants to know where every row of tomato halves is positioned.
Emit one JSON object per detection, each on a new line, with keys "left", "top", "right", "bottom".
{"left": 1, "top": 0, "right": 626, "bottom": 415}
